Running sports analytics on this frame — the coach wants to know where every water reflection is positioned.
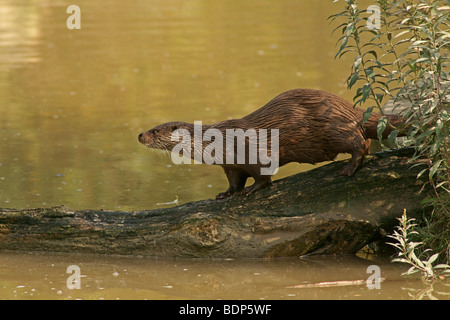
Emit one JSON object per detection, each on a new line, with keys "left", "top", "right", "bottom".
{"left": 0, "top": 1, "right": 42, "bottom": 66}
{"left": 3, "top": 0, "right": 444, "bottom": 301}
{"left": 0, "top": 0, "right": 368, "bottom": 211}
{"left": 1, "top": 251, "right": 448, "bottom": 300}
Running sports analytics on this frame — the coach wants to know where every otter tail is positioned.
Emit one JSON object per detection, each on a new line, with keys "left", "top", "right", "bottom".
{"left": 355, "top": 108, "right": 406, "bottom": 140}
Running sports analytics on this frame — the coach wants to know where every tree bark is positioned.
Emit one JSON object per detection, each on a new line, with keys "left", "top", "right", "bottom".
{"left": 0, "top": 148, "right": 430, "bottom": 258}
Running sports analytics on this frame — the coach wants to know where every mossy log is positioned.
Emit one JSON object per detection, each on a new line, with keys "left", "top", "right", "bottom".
{"left": 0, "top": 149, "right": 431, "bottom": 258}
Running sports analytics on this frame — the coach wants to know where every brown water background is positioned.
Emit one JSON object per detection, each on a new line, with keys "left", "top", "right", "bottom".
{"left": 0, "top": 0, "right": 449, "bottom": 300}
{"left": 0, "top": 0, "right": 359, "bottom": 211}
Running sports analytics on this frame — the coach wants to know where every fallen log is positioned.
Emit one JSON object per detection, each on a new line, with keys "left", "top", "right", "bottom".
{"left": 0, "top": 148, "right": 431, "bottom": 258}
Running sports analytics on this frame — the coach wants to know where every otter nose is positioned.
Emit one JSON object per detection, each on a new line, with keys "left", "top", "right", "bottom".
{"left": 138, "top": 133, "right": 143, "bottom": 141}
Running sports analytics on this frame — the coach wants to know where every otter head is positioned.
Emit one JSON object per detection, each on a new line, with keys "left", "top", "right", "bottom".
{"left": 138, "top": 121, "right": 193, "bottom": 151}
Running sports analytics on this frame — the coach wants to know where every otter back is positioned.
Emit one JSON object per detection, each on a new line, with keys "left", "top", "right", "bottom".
{"left": 139, "top": 88, "right": 396, "bottom": 199}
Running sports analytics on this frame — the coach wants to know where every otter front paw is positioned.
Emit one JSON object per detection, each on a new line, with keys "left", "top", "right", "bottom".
{"left": 215, "top": 191, "right": 233, "bottom": 200}
{"left": 239, "top": 181, "right": 271, "bottom": 197}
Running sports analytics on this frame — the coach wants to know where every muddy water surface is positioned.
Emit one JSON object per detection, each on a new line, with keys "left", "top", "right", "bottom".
{"left": 1, "top": 0, "right": 448, "bottom": 300}
{"left": 2, "top": 251, "right": 449, "bottom": 300}
{"left": 0, "top": 0, "right": 361, "bottom": 211}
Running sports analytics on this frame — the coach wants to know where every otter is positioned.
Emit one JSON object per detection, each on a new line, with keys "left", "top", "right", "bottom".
{"left": 138, "top": 88, "right": 402, "bottom": 199}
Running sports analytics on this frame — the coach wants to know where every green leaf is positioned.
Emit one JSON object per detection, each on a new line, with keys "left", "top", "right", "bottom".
{"left": 362, "top": 106, "right": 375, "bottom": 124}
{"left": 362, "top": 83, "right": 371, "bottom": 102}
{"left": 409, "top": 251, "right": 424, "bottom": 268}
{"left": 430, "top": 135, "right": 443, "bottom": 157}
{"left": 353, "top": 55, "right": 362, "bottom": 70}
{"left": 429, "top": 160, "right": 443, "bottom": 179}
{"left": 417, "top": 168, "right": 428, "bottom": 179}
{"left": 388, "top": 129, "right": 399, "bottom": 146}
{"left": 403, "top": 266, "right": 420, "bottom": 276}
{"left": 415, "top": 57, "right": 430, "bottom": 64}
{"left": 394, "top": 30, "right": 411, "bottom": 39}
{"left": 392, "top": 258, "right": 410, "bottom": 264}
{"left": 427, "top": 253, "right": 439, "bottom": 265}
{"left": 366, "top": 68, "right": 375, "bottom": 80}
{"left": 377, "top": 116, "right": 387, "bottom": 141}
{"left": 348, "top": 72, "right": 359, "bottom": 88}
{"left": 365, "top": 50, "right": 378, "bottom": 59}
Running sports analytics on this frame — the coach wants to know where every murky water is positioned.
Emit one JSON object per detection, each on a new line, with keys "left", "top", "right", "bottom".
{"left": 1, "top": 0, "right": 448, "bottom": 300}
{"left": 0, "top": 0, "right": 360, "bottom": 211}
{"left": 1, "top": 251, "right": 449, "bottom": 300}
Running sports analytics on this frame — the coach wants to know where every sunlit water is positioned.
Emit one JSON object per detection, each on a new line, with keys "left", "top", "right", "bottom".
{"left": 1, "top": 0, "right": 448, "bottom": 300}
{"left": 0, "top": 0, "right": 359, "bottom": 211}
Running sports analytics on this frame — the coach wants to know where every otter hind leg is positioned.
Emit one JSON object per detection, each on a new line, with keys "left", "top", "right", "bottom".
{"left": 239, "top": 168, "right": 272, "bottom": 197}
{"left": 216, "top": 166, "right": 249, "bottom": 199}
{"left": 240, "top": 175, "right": 272, "bottom": 196}
{"left": 340, "top": 138, "right": 371, "bottom": 176}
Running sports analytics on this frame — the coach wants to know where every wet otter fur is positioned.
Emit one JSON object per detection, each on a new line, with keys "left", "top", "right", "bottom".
{"left": 138, "top": 88, "right": 403, "bottom": 199}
